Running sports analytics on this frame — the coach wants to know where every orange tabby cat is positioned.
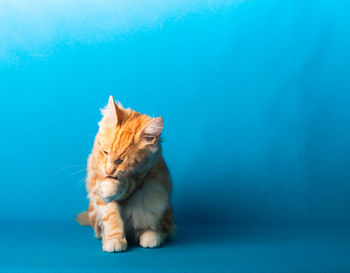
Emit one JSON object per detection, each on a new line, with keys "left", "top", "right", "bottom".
{"left": 77, "top": 95, "right": 175, "bottom": 252}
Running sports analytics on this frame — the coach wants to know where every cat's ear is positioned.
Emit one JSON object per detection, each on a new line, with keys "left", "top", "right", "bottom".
{"left": 99, "top": 95, "right": 124, "bottom": 126}
{"left": 140, "top": 117, "right": 163, "bottom": 143}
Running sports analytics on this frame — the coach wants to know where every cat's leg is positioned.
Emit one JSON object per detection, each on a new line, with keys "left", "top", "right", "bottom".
{"left": 96, "top": 197, "right": 127, "bottom": 252}
{"left": 88, "top": 200, "right": 102, "bottom": 239}
{"left": 139, "top": 230, "right": 165, "bottom": 248}
{"left": 159, "top": 206, "right": 176, "bottom": 237}
{"left": 139, "top": 206, "right": 175, "bottom": 248}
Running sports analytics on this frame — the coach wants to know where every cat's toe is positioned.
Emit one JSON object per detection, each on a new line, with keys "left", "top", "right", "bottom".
{"left": 102, "top": 237, "right": 127, "bottom": 252}
{"left": 139, "top": 230, "right": 163, "bottom": 248}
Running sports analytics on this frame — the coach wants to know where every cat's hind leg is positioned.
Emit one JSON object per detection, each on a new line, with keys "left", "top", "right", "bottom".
{"left": 139, "top": 207, "right": 175, "bottom": 248}
{"left": 88, "top": 200, "right": 103, "bottom": 239}
{"left": 139, "top": 230, "right": 165, "bottom": 248}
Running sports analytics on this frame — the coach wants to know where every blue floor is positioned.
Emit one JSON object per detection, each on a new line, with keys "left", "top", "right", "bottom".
{"left": 0, "top": 222, "right": 349, "bottom": 273}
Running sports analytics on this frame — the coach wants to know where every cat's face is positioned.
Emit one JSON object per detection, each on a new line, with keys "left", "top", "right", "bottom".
{"left": 95, "top": 96, "right": 163, "bottom": 179}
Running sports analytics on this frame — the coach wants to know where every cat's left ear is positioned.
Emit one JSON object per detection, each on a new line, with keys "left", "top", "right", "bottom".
{"left": 139, "top": 117, "right": 163, "bottom": 143}
{"left": 99, "top": 95, "right": 124, "bottom": 127}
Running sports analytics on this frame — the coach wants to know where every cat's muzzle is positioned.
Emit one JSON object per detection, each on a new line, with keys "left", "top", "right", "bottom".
{"left": 104, "top": 171, "right": 123, "bottom": 181}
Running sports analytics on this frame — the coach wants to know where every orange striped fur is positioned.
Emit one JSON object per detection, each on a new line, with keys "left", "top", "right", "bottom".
{"left": 77, "top": 96, "right": 175, "bottom": 252}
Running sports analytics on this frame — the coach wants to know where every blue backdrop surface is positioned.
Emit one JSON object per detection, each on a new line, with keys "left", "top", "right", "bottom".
{"left": 0, "top": 0, "right": 349, "bottom": 272}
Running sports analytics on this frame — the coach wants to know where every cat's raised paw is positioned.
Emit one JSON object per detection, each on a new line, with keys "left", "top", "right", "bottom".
{"left": 139, "top": 230, "right": 163, "bottom": 248}
{"left": 97, "top": 180, "right": 118, "bottom": 203}
{"left": 102, "top": 237, "right": 127, "bottom": 252}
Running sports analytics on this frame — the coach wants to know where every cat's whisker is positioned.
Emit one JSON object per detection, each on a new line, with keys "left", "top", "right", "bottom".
{"left": 79, "top": 177, "right": 87, "bottom": 188}
{"left": 79, "top": 175, "right": 87, "bottom": 184}
{"left": 75, "top": 175, "right": 87, "bottom": 190}
{"left": 57, "top": 164, "right": 86, "bottom": 174}
{"left": 68, "top": 168, "right": 87, "bottom": 177}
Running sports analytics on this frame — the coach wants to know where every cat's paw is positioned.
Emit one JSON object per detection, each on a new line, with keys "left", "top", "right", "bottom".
{"left": 102, "top": 237, "right": 127, "bottom": 252}
{"left": 139, "top": 230, "right": 164, "bottom": 248}
{"left": 97, "top": 180, "right": 118, "bottom": 203}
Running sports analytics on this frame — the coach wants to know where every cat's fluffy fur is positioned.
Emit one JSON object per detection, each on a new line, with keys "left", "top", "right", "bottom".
{"left": 77, "top": 95, "right": 175, "bottom": 252}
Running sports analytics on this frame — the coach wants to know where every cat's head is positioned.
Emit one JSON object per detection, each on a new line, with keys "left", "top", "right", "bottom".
{"left": 94, "top": 95, "right": 163, "bottom": 179}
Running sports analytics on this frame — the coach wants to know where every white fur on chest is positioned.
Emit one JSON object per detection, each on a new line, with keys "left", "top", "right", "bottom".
{"left": 120, "top": 181, "right": 169, "bottom": 231}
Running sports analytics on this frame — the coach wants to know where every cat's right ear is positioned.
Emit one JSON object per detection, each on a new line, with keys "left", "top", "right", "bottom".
{"left": 139, "top": 117, "right": 163, "bottom": 143}
{"left": 99, "top": 95, "right": 123, "bottom": 127}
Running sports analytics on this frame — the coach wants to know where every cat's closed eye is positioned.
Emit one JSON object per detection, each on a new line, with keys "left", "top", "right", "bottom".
{"left": 103, "top": 150, "right": 108, "bottom": 155}
{"left": 143, "top": 135, "right": 155, "bottom": 142}
{"left": 115, "top": 159, "right": 123, "bottom": 164}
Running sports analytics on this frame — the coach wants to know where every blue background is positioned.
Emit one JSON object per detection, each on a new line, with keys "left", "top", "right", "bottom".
{"left": 0, "top": 0, "right": 349, "bottom": 272}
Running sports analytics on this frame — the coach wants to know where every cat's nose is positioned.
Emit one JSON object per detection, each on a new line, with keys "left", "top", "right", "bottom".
{"left": 104, "top": 165, "right": 116, "bottom": 177}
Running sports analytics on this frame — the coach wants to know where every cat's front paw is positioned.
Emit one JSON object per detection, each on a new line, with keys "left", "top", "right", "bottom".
{"left": 139, "top": 230, "right": 164, "bottom": 248}
{"left": 97, "top": 179, "right": 118, "bottom": 203}
{"left": 102, "top": 237, "right": 127, "bottom": 252}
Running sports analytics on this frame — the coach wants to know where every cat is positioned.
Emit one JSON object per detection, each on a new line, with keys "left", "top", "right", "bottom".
{"left": 77, "top": 95, "right": 175, "bottom": 252}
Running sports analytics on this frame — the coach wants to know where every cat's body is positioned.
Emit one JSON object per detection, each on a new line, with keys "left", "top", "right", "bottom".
{"left": 77, "top": 96, "right": 175, "bottom": 252}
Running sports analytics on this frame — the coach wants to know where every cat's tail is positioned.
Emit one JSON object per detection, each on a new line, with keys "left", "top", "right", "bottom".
{"left": 76, "top": 211, "right": 91, "bottom": 226}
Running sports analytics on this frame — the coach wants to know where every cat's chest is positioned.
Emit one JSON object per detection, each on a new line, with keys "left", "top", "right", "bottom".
{"left": 120, "top": 180, "right": 169, "bottom": 231}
